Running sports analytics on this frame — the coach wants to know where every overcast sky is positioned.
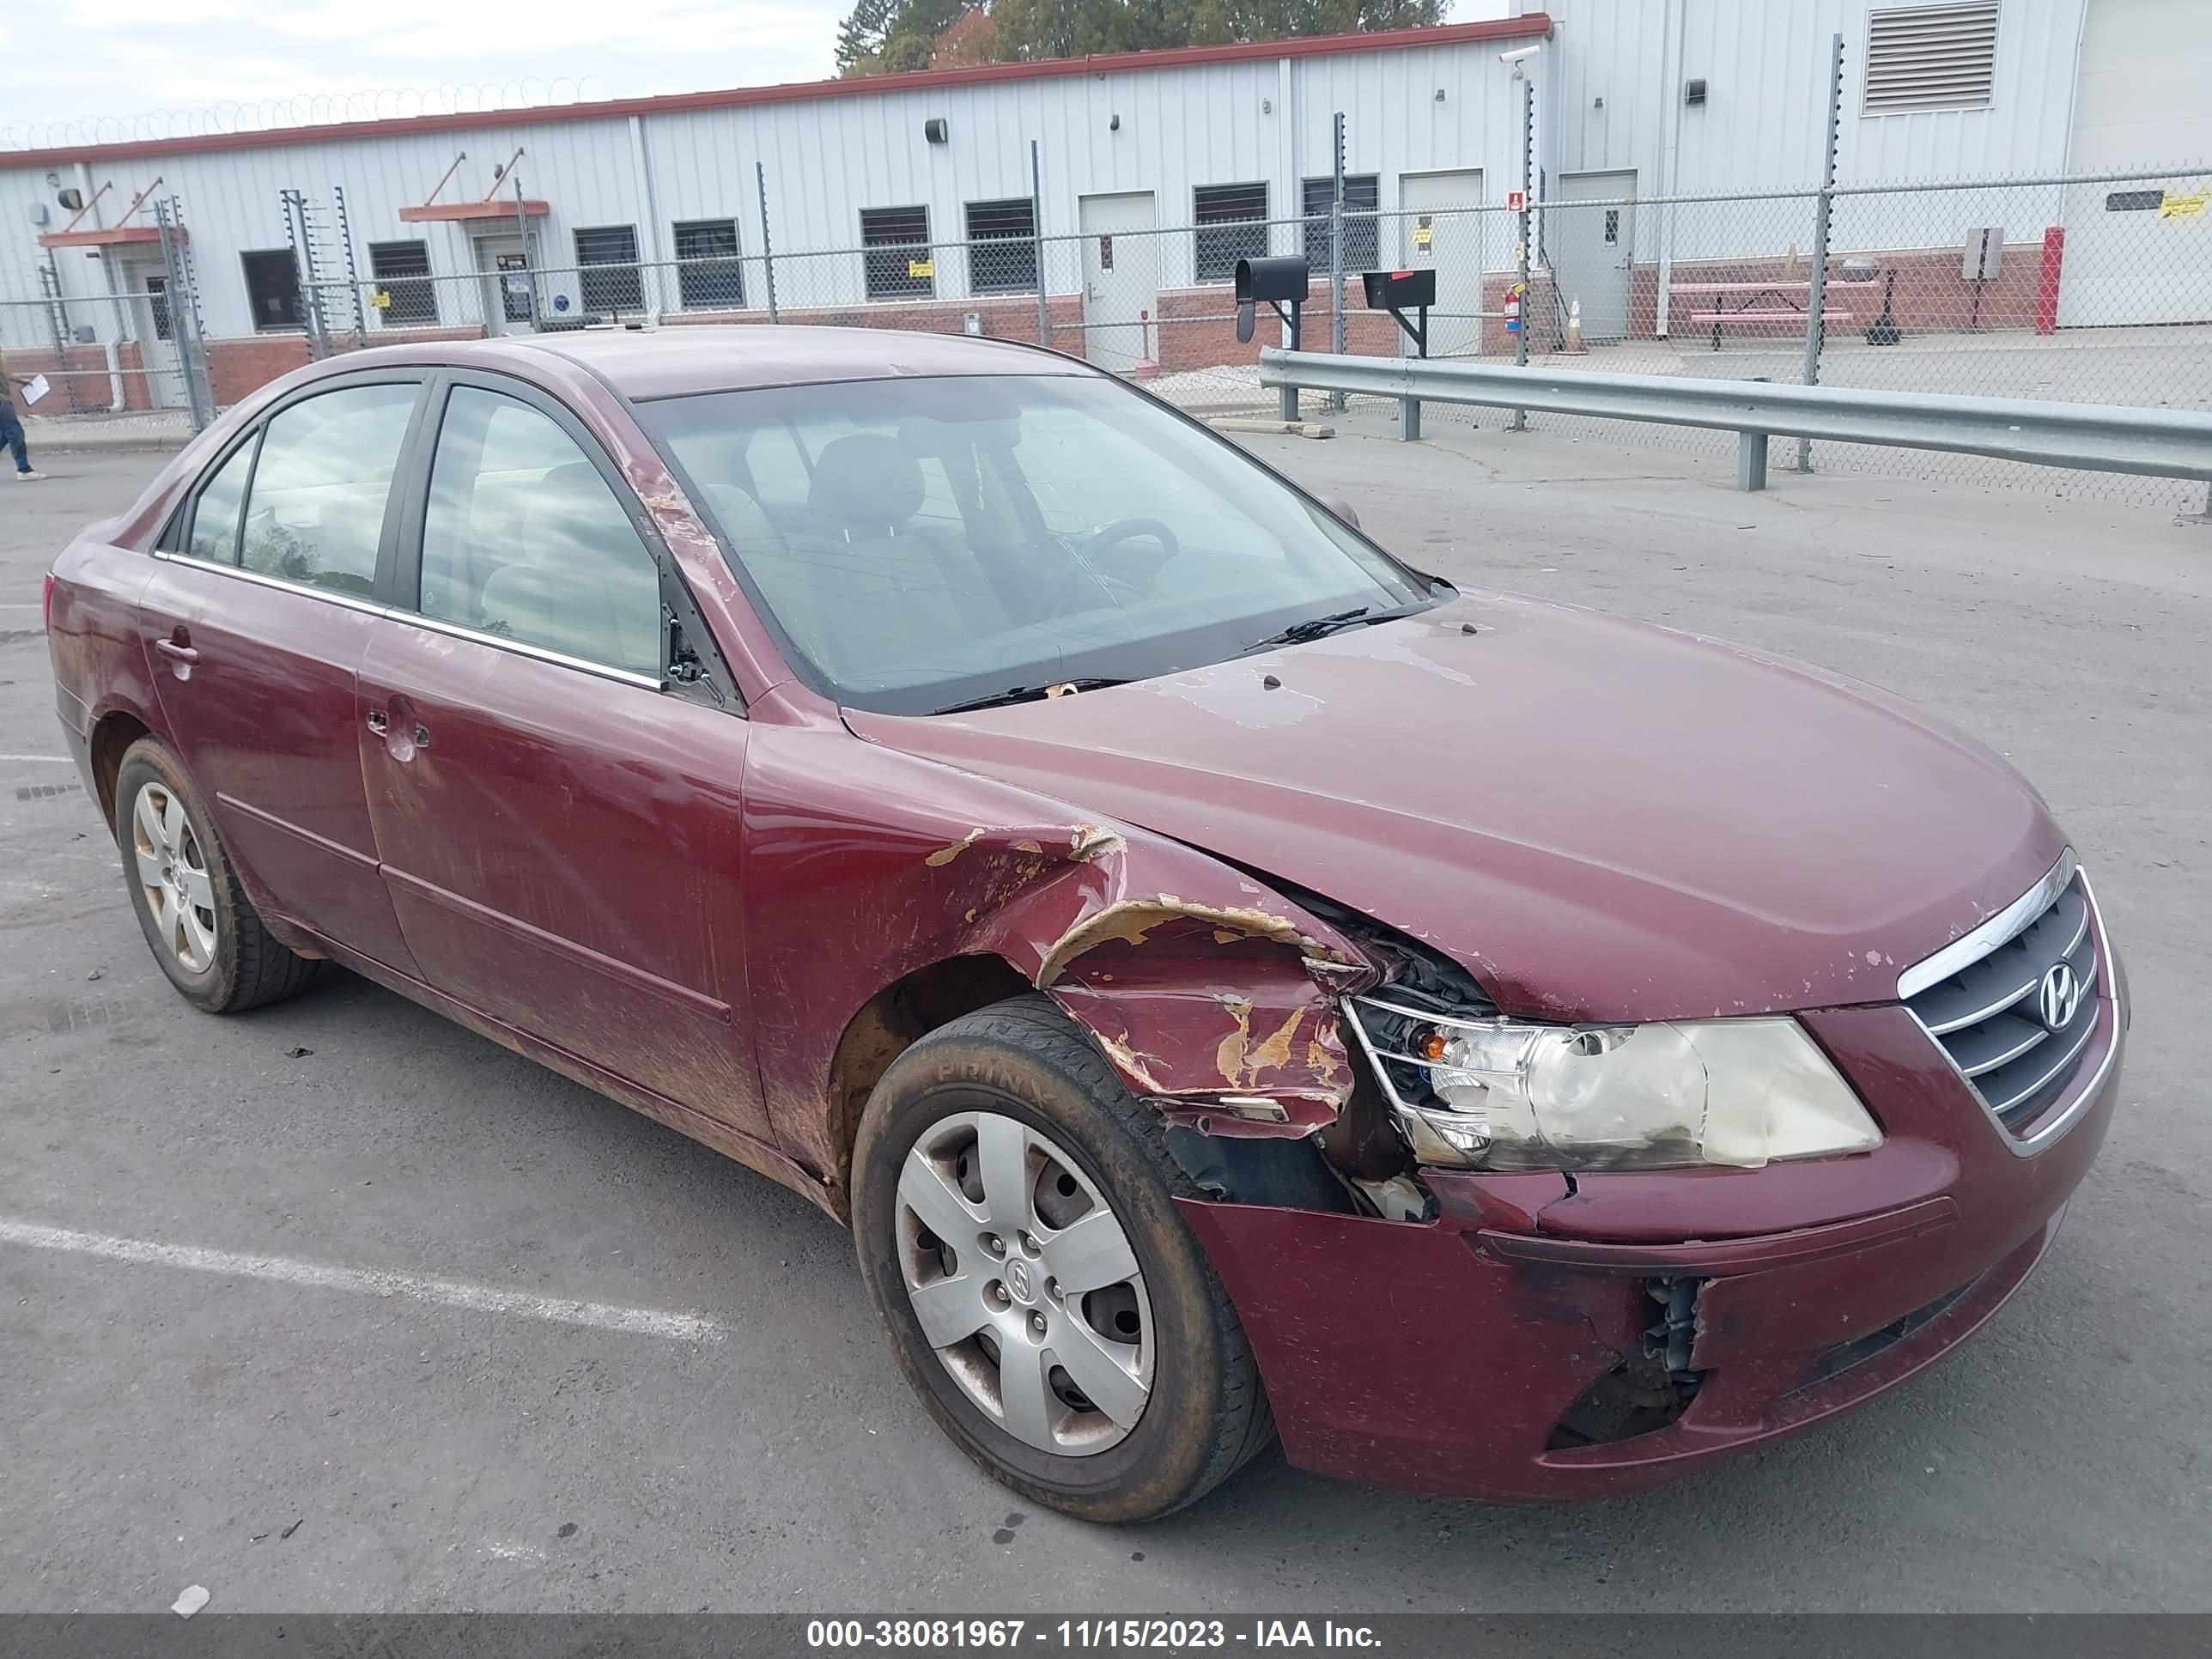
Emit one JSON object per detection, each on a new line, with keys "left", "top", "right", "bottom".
{"left": 1, "top": 0, "right": 848, "bottom": 142}
{"left": 3, "top": 0, "right": 1495, "bottom": 146}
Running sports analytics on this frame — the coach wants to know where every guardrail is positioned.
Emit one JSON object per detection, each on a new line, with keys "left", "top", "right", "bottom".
{"left": 1256, "top": 348, "right": 2212, "bottom": 494}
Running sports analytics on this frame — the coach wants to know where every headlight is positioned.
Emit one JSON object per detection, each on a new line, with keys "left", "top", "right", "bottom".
{"left": 1347, "top": 998, "right": 1881, "bottom": 1171}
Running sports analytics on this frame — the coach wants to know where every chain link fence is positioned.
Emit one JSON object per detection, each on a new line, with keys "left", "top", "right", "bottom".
{"left": 8, "top": 162, "right": 2209, "bottom": 508}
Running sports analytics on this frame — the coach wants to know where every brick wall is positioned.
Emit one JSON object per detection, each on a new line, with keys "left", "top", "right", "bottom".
{"left": 6, "top": 339, "right": 161, "bottom": 414}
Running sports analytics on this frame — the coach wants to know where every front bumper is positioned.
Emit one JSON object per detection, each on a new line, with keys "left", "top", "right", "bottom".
{"left": 1178, "top": 999, "right": 2124, "bottom": 1502}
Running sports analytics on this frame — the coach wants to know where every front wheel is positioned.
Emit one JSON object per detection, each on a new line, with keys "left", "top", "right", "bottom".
{"left": 852, "top": 994, "right": 1274, "bottom": 1522}
{"left": 113, "top": 737, "right": 320, "bottom": 1013}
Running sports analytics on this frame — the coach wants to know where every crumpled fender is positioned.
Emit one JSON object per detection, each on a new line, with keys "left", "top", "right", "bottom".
{"left": 928, "top": 817, "right": 1380, "bottom": 1135}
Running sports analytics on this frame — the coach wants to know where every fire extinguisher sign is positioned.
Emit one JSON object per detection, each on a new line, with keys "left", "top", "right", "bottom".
{"left": 1507, "top": 189, "right": 1527, "bottom": 214}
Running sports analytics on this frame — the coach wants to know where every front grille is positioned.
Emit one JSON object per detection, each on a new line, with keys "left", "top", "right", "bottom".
{"left": 1902, "top": 856, "right": 2102, "bottom": 1137}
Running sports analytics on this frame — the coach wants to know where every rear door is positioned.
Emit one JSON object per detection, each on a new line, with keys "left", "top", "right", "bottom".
{"left": 139, "top": 374, "right": 426, "bottom": 973}
{"left": 358, "top": 372, "right": 768, "bottom": 1139}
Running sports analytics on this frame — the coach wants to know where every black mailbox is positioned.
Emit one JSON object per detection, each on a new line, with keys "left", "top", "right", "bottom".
{"left": 1234, "top": 254, "right": 1310, "bottom": 343}
{"left": 1362, "top": 267, "right": 1437, "bottom": 312}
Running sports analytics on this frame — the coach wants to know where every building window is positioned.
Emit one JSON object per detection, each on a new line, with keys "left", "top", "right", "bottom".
{"left": 574, "top": 226, "right": 645, "bottom": 317}
{"left": 672, "top": 219, "right": 744, "bottom": 310}
{"left": 1194, "top": 183, "right": 1268, "bottom": 284}
{"left": 965, "top": 198, "right": 1038, "bottom": 294}
{"left": 145, "top": 275, "right": 173, "bottom": 342}
{"left": 1301, "top": 174, "right": 1381, "bottom": 275}
{"left": 1865, "top": 3, "right": 2000, "bottom": 112}
{"left": 368, "top": 240, "right": 437, "bottom": 326}
{"left": 241, "top": 250, "right": 304, "bottom": 331}
{"left": 861, "top": 206, "right": 933, "bottom": 301}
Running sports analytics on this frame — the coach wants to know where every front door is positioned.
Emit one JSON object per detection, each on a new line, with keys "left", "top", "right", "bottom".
{"left": 472, "top": 234, "right": 537, "bottom": 336}
{"left": 115, "top": 256, "right": 187, "bottom": 410}
{"left": 1398, "top": 169, "right": 1486, "bottom": 358}
{"left": 137, "top": 374, "right": 426, "bottom": 975}
{"left": 358, "top": 374, "right": 767, "bottom": 1139}
{"left": 1553, "top": 170, "right": 1637, "bottom": 343}
{"left": 1078, "top": 191, "right": 1159, "bottom": 374}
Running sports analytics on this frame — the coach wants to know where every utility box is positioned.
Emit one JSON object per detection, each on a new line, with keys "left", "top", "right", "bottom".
{"left": 1963, "top": 228, "right": 2004, "bottom": 282}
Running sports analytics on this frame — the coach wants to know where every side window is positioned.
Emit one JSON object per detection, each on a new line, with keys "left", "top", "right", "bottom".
{"left": 239, "top": 384, "right": 418, "bottom": 598}
{"left": 417, "top": 386, "right": 663, "bottom": 678}
{"left": 186, "top": 438, "right": 257, "bottom": 565}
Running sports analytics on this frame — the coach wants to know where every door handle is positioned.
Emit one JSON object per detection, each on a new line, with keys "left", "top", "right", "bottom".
{"left": 154, "top": 638, "right": 198, "bottom": 663}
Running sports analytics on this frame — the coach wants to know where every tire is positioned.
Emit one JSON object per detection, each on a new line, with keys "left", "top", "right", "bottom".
{"left": 112, "top": 737, "right": 321, "bottom": 1014}
{"left": 853, "top": 993, "right": 1275, "bottom": 1522}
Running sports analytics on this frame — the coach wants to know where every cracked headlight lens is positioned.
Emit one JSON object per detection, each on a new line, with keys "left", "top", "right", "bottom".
{"left": 1372, "top": 1012, "right": 1881, "bottom": 1171}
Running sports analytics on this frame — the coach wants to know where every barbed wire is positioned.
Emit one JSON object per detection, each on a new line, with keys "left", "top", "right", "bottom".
{"left": 1, "top": 78, "right": 617, "bottom": 152}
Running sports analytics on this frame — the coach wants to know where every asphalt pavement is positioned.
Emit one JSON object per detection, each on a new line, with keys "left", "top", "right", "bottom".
{"left": 1, "top": 422, "right": 2206, "bottom": 1613}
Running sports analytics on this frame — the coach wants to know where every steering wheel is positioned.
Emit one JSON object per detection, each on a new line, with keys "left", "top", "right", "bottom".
{"left": 1050, "top": 516, "right": 1182, "bottom": 610}
{"left": 1085, "top": 516, "right": 1182, "bottom": 563}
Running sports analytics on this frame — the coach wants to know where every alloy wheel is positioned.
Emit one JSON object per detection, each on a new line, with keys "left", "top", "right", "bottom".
{"left": 132, "top": 781, "right": 217, "bottom": 974}
{"left": 896, "top": 1110, "right": 1153, "bottom": 1455}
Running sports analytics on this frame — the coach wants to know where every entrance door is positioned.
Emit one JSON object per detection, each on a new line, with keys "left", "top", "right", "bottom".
{"left": 1078, "top": 191, "right": 1158, "bottom": 374}
{"left": 2059, "top": 0, "right": 2212, "bottom": 326}
{"left": 472, "top": 234, "right": 537, "bottom": 335}
{"left": 115, "top": 256, "right": 187, "bottom": 409}
{"left": 1553, "top": 170, "right": 1637, "bottom": 343}
{"left": 1398, "top": 170, "right": 1486, "bottom": 358}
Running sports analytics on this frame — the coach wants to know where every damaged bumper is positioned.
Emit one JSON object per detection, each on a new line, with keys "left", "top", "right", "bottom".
{"left": 1177, "top": 1001, "right": 2124, "bottom": 1502}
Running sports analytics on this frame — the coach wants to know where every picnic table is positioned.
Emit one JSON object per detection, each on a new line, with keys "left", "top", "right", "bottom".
{"left": 1670, "top": 277, "right": 1882, "bottom": 349}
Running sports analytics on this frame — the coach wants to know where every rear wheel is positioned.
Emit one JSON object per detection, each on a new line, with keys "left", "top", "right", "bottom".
{"left": 853, "top": 994, "right": 1273, "bottom": 1522}
{"left": 113, "top": 738, "right": 320, "bottom": 1013}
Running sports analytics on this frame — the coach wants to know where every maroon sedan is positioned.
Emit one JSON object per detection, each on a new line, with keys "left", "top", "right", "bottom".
{"left": 46, "top": 328, "right": 2124, "bottom": 1521}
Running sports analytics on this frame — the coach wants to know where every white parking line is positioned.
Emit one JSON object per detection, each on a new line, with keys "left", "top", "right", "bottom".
{"left": 1, "top": 755, "right": 73, "bottom": 764}
{"left": 0, "top": 1218, "right": 726, "bottom": 1343}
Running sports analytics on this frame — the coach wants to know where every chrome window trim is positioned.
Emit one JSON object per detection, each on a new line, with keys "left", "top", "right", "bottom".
{"left": 1896, "top": 848, "right": 2076, "bottom": 1000}
{"left": 1903, "top": 864, "right": 2120, "bottom": 1159}
{"left": 151, "top": 549, "right": 664, "bottom": 691}
{"left": 152, "top": 548, "right": 387, "bottom": 618}
{"left": 396, "top": 610, "right": 664, "bottom": 690}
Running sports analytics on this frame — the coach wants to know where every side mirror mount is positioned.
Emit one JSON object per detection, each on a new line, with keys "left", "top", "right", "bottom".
{"left": 1315, "top": 495, "right": 1359, "bottom": 529}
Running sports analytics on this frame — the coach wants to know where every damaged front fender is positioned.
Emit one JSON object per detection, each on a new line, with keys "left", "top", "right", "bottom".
{"left": 957, "top": 824, "right": 1378, "bottom": 1136}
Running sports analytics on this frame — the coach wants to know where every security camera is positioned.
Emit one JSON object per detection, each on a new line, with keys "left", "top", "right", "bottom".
{"left": 1498, "top": 46, "right": 1540, "bottom": 64}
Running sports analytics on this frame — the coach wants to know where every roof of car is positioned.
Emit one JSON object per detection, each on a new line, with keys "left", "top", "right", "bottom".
{"left": 489, "top": 325, "right": 1092, "bottom": 400}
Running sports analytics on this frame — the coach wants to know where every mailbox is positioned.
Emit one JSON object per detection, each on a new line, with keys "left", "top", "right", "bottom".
{"left": 1361, "top": 267, "right": 1437, "bottom": 312}
{"left": 1234, "top": 254, "right": 1310, "bottom": 343}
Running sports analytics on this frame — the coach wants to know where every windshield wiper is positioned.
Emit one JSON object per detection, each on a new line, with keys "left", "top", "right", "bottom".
{"left": 1240, "top": 599, "right": 1435, "bottom": 655}
{"left": 928, "top": 677, "right": 1132, "bottom": 715}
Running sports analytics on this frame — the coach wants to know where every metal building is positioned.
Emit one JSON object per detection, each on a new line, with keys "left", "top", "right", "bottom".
{"left": 3, "top": 1, "right": 2206, "bottom": 416}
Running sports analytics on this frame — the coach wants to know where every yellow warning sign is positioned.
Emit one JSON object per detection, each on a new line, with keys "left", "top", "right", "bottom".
{"left": 1413, "top": 216, "right": 1433, "bottom": 248}
{"left": 2160, "top": 191, "right": 2209, "bottom": 219}
{"left": 369, "top": 289, "right": 392, "bottom": 310}
{"left": 908, "top": 258, "right": 936, "bottom": 278}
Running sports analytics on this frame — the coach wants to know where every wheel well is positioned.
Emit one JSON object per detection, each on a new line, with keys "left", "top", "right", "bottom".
{"left": 823, "top": 954, "right": 1032, "bottom": 1217}
{"left": 88, "top": 712, "right": 152, "bottom": 832}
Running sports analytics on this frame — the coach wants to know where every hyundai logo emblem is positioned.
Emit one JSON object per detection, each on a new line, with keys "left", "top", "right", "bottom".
{"left": 2037, "top": 963, "right": 2083, "bottom": 1032}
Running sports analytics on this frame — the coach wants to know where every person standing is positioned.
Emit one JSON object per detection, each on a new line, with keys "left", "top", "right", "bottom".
{"left": 1, "top": 344, "right": 48, "bottom": 481}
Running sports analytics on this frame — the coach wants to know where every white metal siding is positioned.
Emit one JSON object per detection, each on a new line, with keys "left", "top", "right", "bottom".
{"left": 1543, "top": 0, "right": 2087, "bottom": 258}
{"left": 2057, "top": 0, "right": 2212, "bottom": 325}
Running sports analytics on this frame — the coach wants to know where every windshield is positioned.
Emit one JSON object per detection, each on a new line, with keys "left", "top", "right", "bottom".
{"left": 638, "top": 373, "right": 1440, "bottom": 714}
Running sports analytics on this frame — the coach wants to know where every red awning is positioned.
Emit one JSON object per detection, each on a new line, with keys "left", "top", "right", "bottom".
{"left": 38, "top": 224, "right": 179, "bottom": 250}
{"left": 398, "top": 199, "right": 550, "bottom": 224}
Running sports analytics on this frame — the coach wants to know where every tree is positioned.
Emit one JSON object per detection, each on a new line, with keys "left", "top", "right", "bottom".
{"left": 840, "top": 0, "right": 1447, "bottom": 76}
{"left": 835, "top": 0, "right": 900, "bottom": 76}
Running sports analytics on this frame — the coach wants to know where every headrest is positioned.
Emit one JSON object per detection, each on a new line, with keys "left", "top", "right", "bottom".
{"left": 806, "top": 433, "right": 924, "bottom": 537}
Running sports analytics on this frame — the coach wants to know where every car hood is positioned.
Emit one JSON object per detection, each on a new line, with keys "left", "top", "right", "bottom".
{"left": 842, "top": 592, "right": 2065, "bottom": 1022}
